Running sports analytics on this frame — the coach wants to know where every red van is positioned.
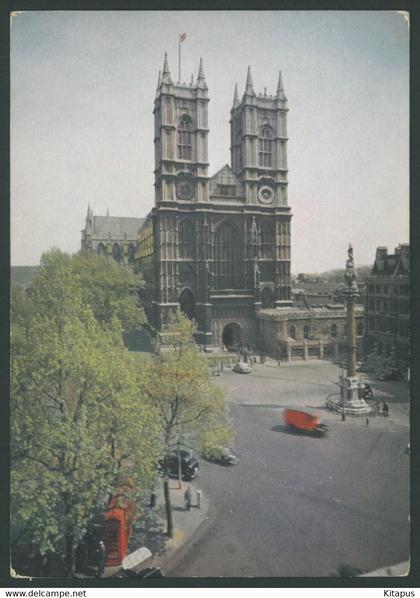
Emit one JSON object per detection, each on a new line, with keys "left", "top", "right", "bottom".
{"left": 283, "top": 408, "right": 328, "bottom": 437}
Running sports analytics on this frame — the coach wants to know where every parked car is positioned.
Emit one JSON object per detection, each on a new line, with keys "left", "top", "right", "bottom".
{"left": 159, "top": 450, "right": 199, "bottom": 481}
{"left": 204, "top": 448, "right": 238, "bottom": 466}
{"left": 377, "top": 367, "right": 404, "bottom": 381}
{"left": 283, "top": 407, "right": 328, "bottom": 437}
{"left": 233, "top": 360, "right": 252, "bottom": 374}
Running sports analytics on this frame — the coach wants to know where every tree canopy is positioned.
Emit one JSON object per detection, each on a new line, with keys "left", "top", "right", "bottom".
{"left": 11, "top": 250, "right": 161, "bottom": 576}
{"left": 144, "top": 314, "right": 232, "bottom": 536}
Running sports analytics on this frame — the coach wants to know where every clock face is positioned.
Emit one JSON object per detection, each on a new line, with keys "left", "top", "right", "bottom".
{"left": 176, "top": 177, "right": 194, "bottom": 200}
{"left": 258, "top": 186, "right": 274, "bottom": 204}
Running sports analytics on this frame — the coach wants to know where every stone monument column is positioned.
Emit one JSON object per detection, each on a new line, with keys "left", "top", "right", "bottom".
{"left": 333, "top": 244, "right": 370, "bottom": 415}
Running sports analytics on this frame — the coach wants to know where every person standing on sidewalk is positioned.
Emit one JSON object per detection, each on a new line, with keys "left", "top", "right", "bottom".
{"left": 184, "top": 485, "right": 192, "bottom": 511}
{"left": 96, "top": 541, "right": 106, "bottom": 578}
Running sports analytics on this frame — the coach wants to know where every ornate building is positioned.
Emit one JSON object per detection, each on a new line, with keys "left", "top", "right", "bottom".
{"left": 364, "top": 244, "right": 409, "bottom": 366}
{"left": 82, "top": 53, "right": 365, "bottom": 360}
{"left": 136, "top": 54, "right": 292, "bottom": 347}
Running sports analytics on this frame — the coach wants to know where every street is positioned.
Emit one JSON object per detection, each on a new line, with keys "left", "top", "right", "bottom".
{"left": 168, "top": 361, "right": 410, "bottom": 577}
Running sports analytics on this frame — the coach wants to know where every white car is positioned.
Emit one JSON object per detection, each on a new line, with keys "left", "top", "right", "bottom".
{"left": 233, "top": 361, "right": 252, "bottom": 374}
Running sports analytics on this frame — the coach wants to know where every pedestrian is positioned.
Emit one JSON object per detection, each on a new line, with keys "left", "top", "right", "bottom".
{"left": 150, "top": 490, "right": 156, "bottom": 508}
{"left": 382, "top": 401, "right": 389, "bottom": 417}
{"left": 184, "top": 485, "right": 192, "bottom": 511}
{"left": 375, "top": 399, "right": 381, "bottom": 415}
{"left": 96, "top": 541, "right": 106, "bottom": 578}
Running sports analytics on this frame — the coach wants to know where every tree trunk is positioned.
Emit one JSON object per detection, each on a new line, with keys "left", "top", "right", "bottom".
{"left": 65, "top": 532, "right": 76, "bottom": 577}
{"left": 163, "top": 478, "right": 173, "bottom": 538}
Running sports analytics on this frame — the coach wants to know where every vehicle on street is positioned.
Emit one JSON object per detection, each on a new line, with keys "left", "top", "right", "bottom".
{"left": 233, "top": 360, "right": 252, "bottom": 374}
{"left": 283, "top": 407, "right": 328, "bottom": 437}
{"left": 356, "top": 361, "right": 372, "bottom": 373}
{"left": 159, "top": 450, "right": 199, "bottom": 481}
{"left": 377, "top": 366, "right": 406, "bottom": 381}
{"left": 204, "top": 449, "right": 238, "bottom": 466}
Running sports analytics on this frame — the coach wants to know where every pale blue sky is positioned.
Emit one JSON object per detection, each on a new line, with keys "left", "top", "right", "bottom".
{"left": 11, "top": 10, "right": 409, "bottom": 271}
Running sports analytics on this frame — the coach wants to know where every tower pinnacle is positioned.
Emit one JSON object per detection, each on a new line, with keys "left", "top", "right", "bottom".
{"left": 245, "top": 66, "right": 255, "bottom": 95}
{"left": 276, "top": 70, "right": 287, "bottom": 100}
{"left": 161, "top": 52, "right": 172, "bottom": 85}
{"left": 232, "top": 83, "right": 239, "bottom": 108}
{"left": 197, "top": 57, "right": 207, "bottom": 89}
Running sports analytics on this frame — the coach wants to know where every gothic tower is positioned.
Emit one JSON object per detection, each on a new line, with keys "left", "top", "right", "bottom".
{"left": 149, "top": 54, "right": 212, "bottom": 337}
{"left": 153, "top": 53, "right": 209, "bottom": 204}
{"left": 230, "top": 68, "right": 292, "bottom": 307}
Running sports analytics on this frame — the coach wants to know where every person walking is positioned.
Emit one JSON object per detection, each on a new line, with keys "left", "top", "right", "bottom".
{"left": 382, "top": 401, "right": 389, "bottom": 417}
{"left": 184, "top": 485, "right": 192, "bottom": 511}
{"left": 96, "top": 541, "right": 106, "bottom": 578}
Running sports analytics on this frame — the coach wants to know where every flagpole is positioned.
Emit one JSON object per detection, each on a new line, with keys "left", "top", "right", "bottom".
{"left": 178, "top": 36, "right": 181, "bottom": 83}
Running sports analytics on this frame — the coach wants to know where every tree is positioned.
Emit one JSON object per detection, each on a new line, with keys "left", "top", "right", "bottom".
{"left": 145, "top": 314, "right": 232, "bottom": 537}
{"left": 11, "top": 250, "right": 162, "bottom": 576}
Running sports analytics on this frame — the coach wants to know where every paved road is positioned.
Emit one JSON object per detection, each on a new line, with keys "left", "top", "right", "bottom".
{"left": 168, "top": 362, "right": 410, "bottom": 577}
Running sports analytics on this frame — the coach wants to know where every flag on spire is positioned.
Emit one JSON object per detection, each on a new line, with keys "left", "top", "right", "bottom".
{"left": 179, "top": 33, "right": 187, "bottom": 42}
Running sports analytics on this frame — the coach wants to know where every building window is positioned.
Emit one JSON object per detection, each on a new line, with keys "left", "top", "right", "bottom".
{"left": 127, "top": 243, "right": 136, "bottom": 264}
{"left": 260, "top": 222, "right": 275, "bottom": 259}
{"left": 214, "top": 221, "right": 242, "bottom": 289}
{"left": 290, "top": 325, "right": 296, "bottom": 340}
{"left": 217, "top": 185, "right": 236, "bottom": 197}
{"left": 177, "top": 116, "right": 192, "bottom": 160}
{"left": 303, "top": 325, "right": 309, "bottom": 340}
{"left": 261, "top": 286, "right": 274, "bottom": 308}
{"left": 259, "top": 127, "right": 272, "bottom": 167}
{"left": 178, "top": 219, "right": 195, "bottom": 259}
{"left": 112, "top": 243, "right": 123, "bottom": 263}
{"left": 331, "top": 323, "right": 337, "bottom": 338}
{"left": 357, "top": 322, "right": 364, "bottom": 336}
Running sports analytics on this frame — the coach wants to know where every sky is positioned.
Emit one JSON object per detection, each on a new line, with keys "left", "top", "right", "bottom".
{"left": 11, "top": 10, "right": 409, "bottom": 272}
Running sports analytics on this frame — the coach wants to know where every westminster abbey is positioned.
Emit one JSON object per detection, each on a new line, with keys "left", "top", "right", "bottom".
{"left": 82, "top": 53, "right": 363, "bottom": 359}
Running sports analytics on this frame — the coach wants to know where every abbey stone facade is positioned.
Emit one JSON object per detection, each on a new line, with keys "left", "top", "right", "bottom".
{"left": 82, "top": 53, "right": 364, "bottom": 359}
{"left": 135, "top": 54, "right": 292, "bottom": 348}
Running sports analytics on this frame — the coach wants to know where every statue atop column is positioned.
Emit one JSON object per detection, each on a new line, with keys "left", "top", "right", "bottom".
{"left": 345, "top": 243, "right": 359, "bottom": 295}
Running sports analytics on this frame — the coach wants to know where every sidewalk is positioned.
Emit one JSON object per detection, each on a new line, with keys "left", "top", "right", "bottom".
{"left": 104, "top": 478, "right": 209, "bottom": 576}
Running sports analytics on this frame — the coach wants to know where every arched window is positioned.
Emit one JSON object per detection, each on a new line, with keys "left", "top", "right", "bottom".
{"left": 290, "top": 326, "right": 296, "bottom": 340}
{"left": 259, "top": 127, "right": 272, "bottom": 167}
{"left": 178, "top": 220, "right": 195, "bottom": 259}
{"left": 303, "top": 325, "right": 309, "bottom": 340}
{"left": 179, "top": 288, "right": 195, "bottom": 320}
{"left": 177, "top": 117, "right": 192, "bottom": 160}
{"left": 127, "top": 243, "right": 136, "bottom": 264}
{"left": 261, "top": 286, "right": 274, "bottom": 309}
{"left": 214, "top": 221, "right": 242, "bottom": 289}
{"left": 331, "top": 323, "right": 337, "bottom": 338}
{"left": 357, "top": 321, "right": 364, "bottom": 336}
{"left": 260, "top": 222, "right": 275, "bottom": 259}
{"left": 112, "top": 243, "right": 122, "bottom": 263}
{"left": 179, "top": 263, "right": 194, "bottom": 286}
{"left": 97, "top": 243, "right": 106, "bottom": 257}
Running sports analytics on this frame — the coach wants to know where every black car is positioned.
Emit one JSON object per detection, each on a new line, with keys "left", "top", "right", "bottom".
{"left": 159, "top": 450, "right": 199, "bottom": 481}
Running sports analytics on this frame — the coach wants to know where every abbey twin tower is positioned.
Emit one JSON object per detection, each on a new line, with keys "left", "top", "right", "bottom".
{"left": 82, "top": 54, "right": 363, "bottom": 357}
{"left": 137, "top": 53, "right": 291, "bottom": 348}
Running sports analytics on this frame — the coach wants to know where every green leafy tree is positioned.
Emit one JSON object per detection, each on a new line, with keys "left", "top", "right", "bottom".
{"left": 145, "top": 313, "right": 232, "bottom": 537}
{"left": 11, "top": 250, "right": 162, "bottom": 576}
